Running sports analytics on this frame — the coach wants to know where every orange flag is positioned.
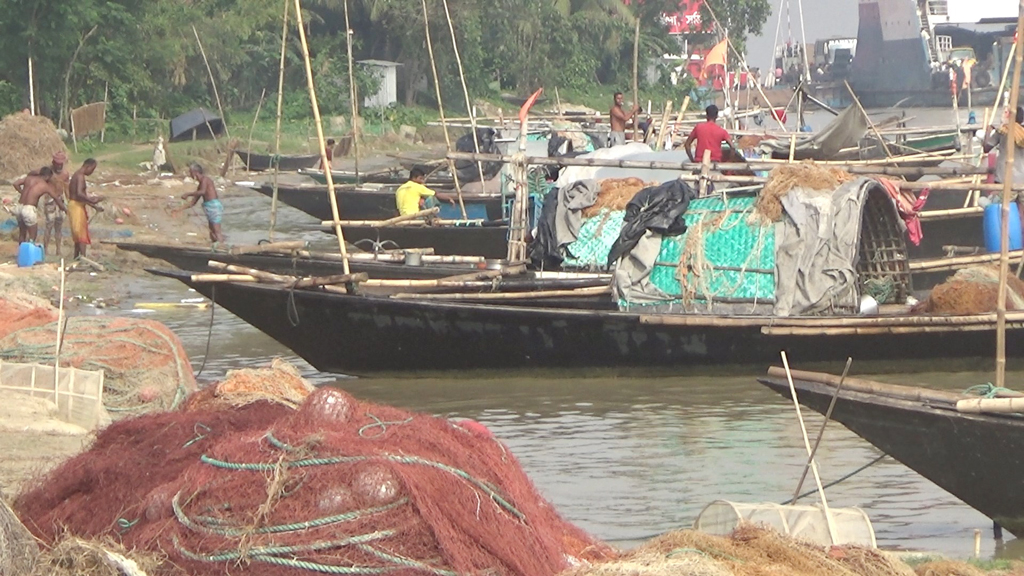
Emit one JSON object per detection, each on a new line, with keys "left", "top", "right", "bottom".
{"left": 700, "top": 38, "right": 728, "bottom": 80}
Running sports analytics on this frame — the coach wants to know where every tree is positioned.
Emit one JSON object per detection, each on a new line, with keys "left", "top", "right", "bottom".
{"left": 700, "top": 0, "right": 771, "bottom": 57}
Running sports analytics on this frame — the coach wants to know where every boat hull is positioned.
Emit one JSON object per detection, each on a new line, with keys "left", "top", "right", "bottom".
{"left": 252, "top": 184, "right": 504, "bottom": 222}
{"left": 235, "top": 151, "right": 320, "bottom": 172}
{"left": 155, "top": 271, "right": 1024, "bottom": 375}
{"left": 759, "top": 373, "right": 1024, "bottom": 537}
{"left": 338, "top": 225, "right": 510, "bottom": 258}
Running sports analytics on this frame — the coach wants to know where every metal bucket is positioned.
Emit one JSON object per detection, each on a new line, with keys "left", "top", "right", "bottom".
{"left": 404, "top": 252, "right": 423, "bottom": 266}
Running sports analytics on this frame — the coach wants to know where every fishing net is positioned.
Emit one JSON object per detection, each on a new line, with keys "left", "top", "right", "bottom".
{"left": 912, "top": 266, "right": 1024, "bottom": 315}
{"left": 0, "top": 317, "right": 197, "bottom": 416}
{"left": 17, "top": 388, "right": 611, "bottom": 576}
{"left": 14, "top": 401, "right": 296, "bottom": 545}
{"left": 0, "top": 112, "right": 68, "bottom": 181}
{"left": 183, "top": 358, "right": 315, "bottom": 411}
{"left": 561, "top": 525, "right": 915, "bottom": 576}
{"left": 582, "top": 178, "right": 657, "bottom": 219}
{"left": 755, "top": 164, "right": 856, "bottom": 222}
{"left": 0, "top": 294, "right": 57, "bottom": 340}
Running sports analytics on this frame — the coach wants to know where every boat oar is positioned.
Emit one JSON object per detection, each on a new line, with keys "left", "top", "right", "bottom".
{"left": 781, "top": 351, "right": 839, "bottom": 545}
{"left": 791, "top": 356, "right": 853, "bottom": 505}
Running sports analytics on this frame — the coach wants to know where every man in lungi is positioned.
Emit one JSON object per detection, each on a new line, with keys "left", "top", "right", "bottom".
{"left": 12, "top": 167, "right": 66, "bottom": 243}
{"left": 67, "top": 159, "right": 104, "bottom": 259}
{"left": 181, "top": 163, "right": 225, "bottom": 245}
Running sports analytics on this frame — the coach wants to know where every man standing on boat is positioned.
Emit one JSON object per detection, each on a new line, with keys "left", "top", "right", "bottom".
{"left": 67, "top": 159, "right": 104, "bottom": 260}
{"left": 609, "top": 92, "right": 640, "bottom": 147}
{"left": 181, "top": 163, "right": 225, "bottom": 245}
{"left": 984, "top": 106, "right": 1024, "bottom": 227}
{"left": 684, "top": 105, "right": 739, "bottom": 164}
{"left": 395, "top": 167, "right": 457, "bottom": 216}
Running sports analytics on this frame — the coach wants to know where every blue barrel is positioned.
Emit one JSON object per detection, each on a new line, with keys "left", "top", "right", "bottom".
{"left": 17, "top": 242, "right": 42, "bottom": 267}
{"left": 984, "top": 203, "right": 1023, "bottom": 253}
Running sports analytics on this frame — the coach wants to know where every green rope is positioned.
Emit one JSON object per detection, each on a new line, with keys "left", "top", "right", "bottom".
{"left": 116, "top": 518, "right": 138, "bottom": 534}
{"left": 356, "top": 544, "right": 457, "bottom": 576}
{"left": 173, "top": 531, "right": 395, "bottom": 562}
{"left": 862, "top": 277, "right": 896, "bottom": 305}
{"left": 358, "top": 413, "right": 414, "bottom": 438}
{"left": 182, "top": 423, "right": 212, "bottom": 448}
{"left": 246, "top": 555, "right": 395, "bottom": 575}
{"left": 173, "top": 491, "right": 408, "bottom": 536}
{"left": 964, "top": 383, "right": 1019, "bottom": 398}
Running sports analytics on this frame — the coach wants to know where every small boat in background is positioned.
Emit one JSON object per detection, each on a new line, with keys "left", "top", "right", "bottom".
{"left": 235, "top": 150, "right": 321, "bottom": 172}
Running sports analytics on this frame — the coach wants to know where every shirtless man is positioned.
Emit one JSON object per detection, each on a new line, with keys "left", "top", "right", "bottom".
{"left": 181, "top": 163, "right": 225, "bottom": 244}
{"left": 68, "top": 159, "right": 105, "bottom": 259}
{"left": 30, "top": 151, "right": 71, "bottom": 257}
{"left": 12, "top": 167, "right": 67, "bottom": 243}
{"left": 609, "top": 92, "right": 640, "bottom": 147}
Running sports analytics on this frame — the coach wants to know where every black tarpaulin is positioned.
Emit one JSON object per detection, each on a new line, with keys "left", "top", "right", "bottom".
{"left": 169, "top": 108, "right": 225, "bottom": 142}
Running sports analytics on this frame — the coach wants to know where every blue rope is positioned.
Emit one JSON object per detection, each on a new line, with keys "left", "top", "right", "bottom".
{"left": 964, "top": 383, "right": 1018, "bottom": 399}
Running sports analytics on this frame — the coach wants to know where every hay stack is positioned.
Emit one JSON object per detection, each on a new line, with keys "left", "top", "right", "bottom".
{"left": 755, "top": 163, "right": 856, "bottom": 222}
{"left": 33, "top": 536, "right": 159, "bottom": 576}
{"left": 1, "top": 497, "right": 38, "bottom": 576}
{"left": 913, "top": 560, "right": 988, "bottom": 576}
{"left": 583, "top": 178, "right": 656, "bottom": 218}
{"left": 561, "top": 525, "right": 916, "bottom": 576}
{"left": 0, "top": 112, "right": 67, "bottom": 181}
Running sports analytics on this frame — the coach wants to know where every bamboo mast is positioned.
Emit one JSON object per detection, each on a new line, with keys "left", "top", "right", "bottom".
{"left": 294, "top": 0, "right": 350, "bottom": 273}
{"left": 269, "top": 0, "right": 290, "bottom": 241}
{"left": 440, "top": 0, "right": 486, "bottom": 188}
{"left": 996, "top": 2, "right": 1024, "bottom": 389}
{"left": 192, "top": 25, "right": 230, "bottom": 139}
{"left": 421, "top": 0, "right": 467, "bottom": 219}
{"left": 28, "top": 56, "right": 35, "bottom": 115}
{"left": 343, "top": 0, "right": 360, "bottom": 182}
{"left": 632, "top": 18, "right": 641, "bottom": 141}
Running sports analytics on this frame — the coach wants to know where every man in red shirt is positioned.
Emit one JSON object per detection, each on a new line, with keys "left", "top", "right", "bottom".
{"left": 684, "top": 105, "right": 738, "bottom": 163}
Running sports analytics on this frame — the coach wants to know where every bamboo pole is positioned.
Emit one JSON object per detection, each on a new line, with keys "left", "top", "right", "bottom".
{"left": 321, "top": 207, "right": 438, "bottom": 227}
{"left": 230, "top": 240, "right": 307, "bottom": 255}
{"left": 781, "top": 351, "right": 839, "bottom": 544}
{"left": 421, "top": 0, "right": 467, "bottom": 219}
{"left": 632, "top": 18, "right": 641, "bottom": 142}
{"left": 996, "top": 2, "right": 1024, "bottom": 390}
{"left": 444, "top": 151, "right": 998, "bottom": 182}
{"left": 343, "top": 0, "right": 360, "bottom": 182}
{"left": 270, "top": 0, "right": 290, "bottom": 241}
{"left": 53, "top": 259, "right": 66, "bottom": 405}
{"left": 910, "top": 250, "right": 1024, "bottom": 273}
{"left": 245, "top": 88, "right": 267, "bottom": 173}
{"left": 295, "top": 0, "right": 350, "bottom": 274}
{"left": 28, "top": 56, "right": 35, "bottom": 115}
{"left": 440, "top": 0, "right": 486, "bottom": 188}
{"left": 655, "top": 101, "right": 673, "bottom": 151}
{"left": 844, "top": 80, "right": 896, "bottom": 161}
{"left": 792, "top": 357, "right": 853, "bottom": 505}
{"left": 389, "top": 286, "right": 611, "bottom": 300}
{"left": 192, "top": 25, "right": 230, "bottom": 139}
{"left": 100, "top": 82, "right": 108, "bottom": 143}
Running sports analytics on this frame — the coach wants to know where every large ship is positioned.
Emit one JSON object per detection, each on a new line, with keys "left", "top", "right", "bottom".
{"left": 850, "top": 0, "right": 1017, "bottom": 107}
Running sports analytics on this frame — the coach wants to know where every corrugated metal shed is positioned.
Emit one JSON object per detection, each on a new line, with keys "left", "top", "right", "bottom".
{"left": 358, "top": 60, "right": 402, "bottom": 108}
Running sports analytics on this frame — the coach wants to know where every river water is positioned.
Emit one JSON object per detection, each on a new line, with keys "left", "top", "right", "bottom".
{"left": 115, "top": 107, "right": 1024, "bottom": 560}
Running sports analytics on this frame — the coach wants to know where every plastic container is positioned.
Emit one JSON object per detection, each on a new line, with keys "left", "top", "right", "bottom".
{"left": 984, "top": 202, "right": 1023, "bottom": 253}
{"left": 17, "top": 242, "right": 42, "bottom": 267}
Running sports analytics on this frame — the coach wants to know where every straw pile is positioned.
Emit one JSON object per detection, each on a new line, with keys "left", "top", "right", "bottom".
{"left": 561, "top": 525, "right": 915, "bottom": 576}
{"left": 755, "top": 164, "right": 856, "bottom": 222}
{"left": 0, "top": 112, "right": 67, "bottom": 181}
{"left": 1, "top": 496, "right": 39, "bottom": 576}
{"left": 583, "top": 178, "right": 657, "bottom": 218}
{"left": 913, "top": 266, "right": 1024, "bottom": 315}
{"left": 183, "top": 358, "right": 315, "bottom": 410}
{"left": 32, "top": 536, "right": 162, "bottom": 576}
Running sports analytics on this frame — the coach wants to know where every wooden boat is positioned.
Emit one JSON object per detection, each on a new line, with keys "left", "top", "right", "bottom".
{"left": 338, "top": 222, "right": 510, "bottom": 258}
{"left": 250, "top": 183, "right": 503, "bottom": 223}
{"left": 150, "top": 269, "right": 1024, "bottom": 375}
{"left": 758, "top": 367, "right": 1024, "bottom": 537}
{"left": 235, "top": 150, "right": 320, "bottom": 172}
{"left": 299, "top": 167, "right": 454, "bottom": 187}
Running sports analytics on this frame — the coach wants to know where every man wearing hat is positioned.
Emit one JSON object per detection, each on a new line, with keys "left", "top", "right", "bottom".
{"left": 29, "top": 151, "right": 71, "bottom": 257}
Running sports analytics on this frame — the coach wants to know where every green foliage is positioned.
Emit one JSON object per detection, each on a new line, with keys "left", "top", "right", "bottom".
{"left": 0, "top": 0, "right": 771, "bottom": 127}
{"left": 367, "top": 104, "right": 437, "bottom": 127}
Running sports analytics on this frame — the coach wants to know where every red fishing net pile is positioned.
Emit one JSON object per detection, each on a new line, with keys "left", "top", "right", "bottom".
{"left": 0, "top": 295, "right": 57, "bottom": 340}
{"left": 16, "top": 388, "right": 611, "bottom": 576}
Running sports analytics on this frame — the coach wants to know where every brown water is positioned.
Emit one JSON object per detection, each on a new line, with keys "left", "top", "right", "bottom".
{"left": 113, "top": 111, "right": 1024, "bottom": 560}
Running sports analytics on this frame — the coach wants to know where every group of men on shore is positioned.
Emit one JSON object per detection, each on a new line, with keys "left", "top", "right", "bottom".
{"left": 12, "top": 152, "right": 103, "bottom": 259}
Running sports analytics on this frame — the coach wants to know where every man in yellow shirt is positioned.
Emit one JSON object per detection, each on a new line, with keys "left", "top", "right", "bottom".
{"left": 395, "top": 167, "right": 455, "bottom": 215}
